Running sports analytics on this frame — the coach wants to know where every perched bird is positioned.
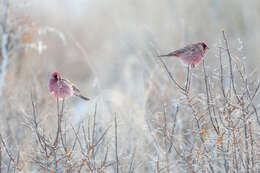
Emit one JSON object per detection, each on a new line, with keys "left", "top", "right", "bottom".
{"left": 48, "top": 72, "right": 90, "bottom": 101}
{"left": 158, "top": 42, "right": 209, "bottom": 67}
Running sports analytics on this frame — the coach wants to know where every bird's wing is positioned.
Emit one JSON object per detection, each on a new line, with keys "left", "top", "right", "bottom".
{"left": 158, "top": 49, "right": 185, "bottom": 57}
{"left": 61, "top": 78, "right": 80, "bottom": 93}
{"left": 62, "top": 78, "right": 90, "bottom": 100}
{"left": 166, "top": 43, "right": 198, "bottom": 57}
{"left": 162, "top": 43, "right": 199, "bottom": 57}
{"left": 183, "top": 44, "right": 197, "bottom": 53}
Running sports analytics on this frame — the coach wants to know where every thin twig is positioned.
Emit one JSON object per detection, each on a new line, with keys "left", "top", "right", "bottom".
{"left": 93, "top": 125, "right": 112, "bottom": 148}
{"left": 242, "top": 102, "right": 250, "bottom": 173}
{"left": 54, "top": 96, "right": 60, "bottom": 147}
{"left": 185, "top": 65, "right": 191, "bottom": 94}
{"left": 114, "top": 114, "right": 119, "bottom": 173}
{"left": 172, "top": 145, "right": 196, "bottom": 173}
{"left": 162, "top": 104, "right": 167, "bottom": 148}
{"left": 91, "top": 103, "right": 97, "bottom": 169}
{"left": 220, "top": 139, "right": 229, "bottom": 173}
{"left": 101, "top": 145, "right": 109, "bottom": 170}
{"left": 251, "top": 82, "right": 260, "bottom": 101}
{"left": 248, "top": 122, "right": 255, "bottom": 170}
{"left": 0, "top": 134, "right": 16, "bottom": 170}
{"left": 238, "top": 69, "right": 260, "bottom": 125}
{"left": 168, "top": 106, "right": 179, "bottom": 153}
{"left": 0, "top": 136, "right": 1, "bottom": 173}
{"left": 157, "top": 56, "right": 186, "bottom": 93}
{"left": 203, "top": 60, "right": 219, "bottom": 134}
{"left": 222, "top": 30, "right": 240, "bottom": 103}
{"left": 60, "top": 98, "right": 67, "bottom": 153}
{"left": 128, "top": 147, "right": 136, "bottom": 173}
{"left": 219, "top": 46, "right": 227, "bottom": 99}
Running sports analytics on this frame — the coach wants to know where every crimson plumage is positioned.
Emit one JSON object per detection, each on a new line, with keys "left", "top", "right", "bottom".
{"left": 48, "top": 72, "right": 90, "bottom": 101}
{"left": 158, "top": 42, "right": 209, "bottom": 67}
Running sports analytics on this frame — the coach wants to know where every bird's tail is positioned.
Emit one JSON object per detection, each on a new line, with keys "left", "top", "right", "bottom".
{"left": 158, "top": 54, "right": 169, "bottom": 57}
{"left": 76, "top": 94, "right": 90, "bottom": 101}
{"left": 158, "top": 51, "right": 179, "bottom": 57}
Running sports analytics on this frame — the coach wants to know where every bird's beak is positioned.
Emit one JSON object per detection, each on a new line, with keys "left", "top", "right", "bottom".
{"left": 206, "top": 46, "right": 209, "bottom": 49}
{"left": 58, "top": 75, "right": 61, "bottom": 80}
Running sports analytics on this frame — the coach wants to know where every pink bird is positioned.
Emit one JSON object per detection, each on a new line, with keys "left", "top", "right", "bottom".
{"left": 49, "top": 72, "right": 90, "bottom": 101}
{"left": 158, "top": 42, "right": 209, "bottom": 67}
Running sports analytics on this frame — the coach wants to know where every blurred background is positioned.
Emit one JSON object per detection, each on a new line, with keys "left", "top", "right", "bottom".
{"left": 1, "top": 0, "right": 260, "bottom": 172}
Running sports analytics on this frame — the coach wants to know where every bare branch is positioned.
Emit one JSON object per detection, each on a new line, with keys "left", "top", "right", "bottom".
{"left": 222, "top": 30, "right": 241, "bottom": 103}
{"left": 114, "top": 114, "right": 119, "bottom": 173}
{"left": 157, "top": 56, "right": 186, "bottom": 93}
{"left": 0, "top": 138, "right": 1, "bottom": 173}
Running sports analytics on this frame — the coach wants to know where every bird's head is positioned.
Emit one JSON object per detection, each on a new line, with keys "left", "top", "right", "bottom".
{"left": 200, "top": 42, "right": 209, "bottom": 51}
{"left": 51, "top": 72, "right": 61, "bottom": 81}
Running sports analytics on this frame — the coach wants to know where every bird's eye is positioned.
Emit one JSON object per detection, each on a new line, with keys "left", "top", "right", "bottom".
{"left": 54, "top": 74, "right": 57, "bottom": 79}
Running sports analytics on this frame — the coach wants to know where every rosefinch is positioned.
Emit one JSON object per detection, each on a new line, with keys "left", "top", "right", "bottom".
{"left": 158, "top": 42, "right": 209, "bottom": 67}
{"left": 49, "top": 72, "right": 90, "bottom": 101}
